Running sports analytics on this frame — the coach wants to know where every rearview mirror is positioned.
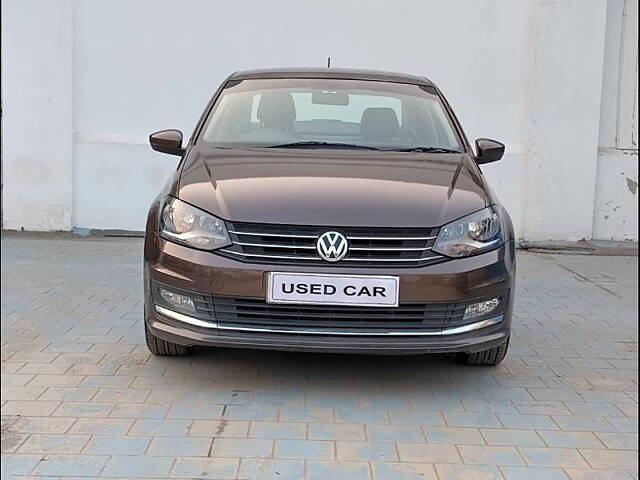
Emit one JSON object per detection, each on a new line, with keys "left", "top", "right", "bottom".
{"left": 475, "top": 138, "right": 505, "bottom": 164}
{"left": 312, "top": 90, "right": 349, "bottom": 105}
{"left": 149, "top": 129, "right": 184, "bottom": 156}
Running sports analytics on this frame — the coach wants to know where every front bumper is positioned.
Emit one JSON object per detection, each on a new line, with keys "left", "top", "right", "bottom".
{"left": 144, "top": 235, "right": 515, "bottom": 354}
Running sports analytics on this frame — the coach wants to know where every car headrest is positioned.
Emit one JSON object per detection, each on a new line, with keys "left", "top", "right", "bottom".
{"left": 360, "top": 107, "right": 400, "bottom": 141}
{"left": 257, "top": 91, "right": 296, "bottom": 128}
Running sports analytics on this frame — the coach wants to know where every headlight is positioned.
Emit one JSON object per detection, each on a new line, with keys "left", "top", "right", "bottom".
{"left": 159, "top": 197, "right": 231, "bottom": 250}
{"left": 433, "top": 207, "right": 504, "bottom": 257}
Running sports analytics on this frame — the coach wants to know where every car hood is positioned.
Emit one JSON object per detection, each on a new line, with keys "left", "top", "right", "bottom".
{"left": 176, "top": 148, "right": 488, "bottom": 228}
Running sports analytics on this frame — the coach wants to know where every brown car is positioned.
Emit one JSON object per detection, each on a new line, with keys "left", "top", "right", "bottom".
{"left": 143, "top": 68, "right": 515, "bottom": 365}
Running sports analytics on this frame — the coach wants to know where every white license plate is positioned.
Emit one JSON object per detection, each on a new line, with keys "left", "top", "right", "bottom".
{"left": 266, "top": 272, "right": 399, "bottom": 307}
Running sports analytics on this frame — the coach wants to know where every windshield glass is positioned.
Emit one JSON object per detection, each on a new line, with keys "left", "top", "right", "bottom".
{"left": 200, "top": 78, "right": 464, "bottom": 151}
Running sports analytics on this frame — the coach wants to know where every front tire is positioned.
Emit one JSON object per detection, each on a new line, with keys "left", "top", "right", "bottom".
{"left": 456, "top": 338, "right": 509, "bottom": 366}
{"left": 145, "top": 323, "right": 193, "bottom": 356}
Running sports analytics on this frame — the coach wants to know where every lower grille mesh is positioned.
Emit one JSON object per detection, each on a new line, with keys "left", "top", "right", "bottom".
{"left": 194, "top": 296, "right": 468, "bottom": 333}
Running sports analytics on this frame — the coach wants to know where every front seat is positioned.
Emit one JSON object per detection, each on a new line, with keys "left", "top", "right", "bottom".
{"left": 360, "top": 107, "right": 400, "bottom": 143}
{"left": 257, "top": 91, "right": 297, "bottom": 131}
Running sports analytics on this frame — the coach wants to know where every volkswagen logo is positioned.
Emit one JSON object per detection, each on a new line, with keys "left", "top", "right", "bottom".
{"left": 316, "top": 231, "right": 349, "bottom": 262}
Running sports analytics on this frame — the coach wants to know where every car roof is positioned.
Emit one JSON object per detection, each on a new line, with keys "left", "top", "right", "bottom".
{"left": 229, "top": 67, "right": 434, "bottom": 86}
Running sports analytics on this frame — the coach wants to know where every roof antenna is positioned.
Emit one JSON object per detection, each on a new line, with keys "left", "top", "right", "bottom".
{"left": 327, "top": 56, "right": 331, "bottom": 68}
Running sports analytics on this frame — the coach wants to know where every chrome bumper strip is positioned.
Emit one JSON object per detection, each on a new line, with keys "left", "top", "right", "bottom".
{"left": 154, "top": 305, "right": 503, "bottom": 337}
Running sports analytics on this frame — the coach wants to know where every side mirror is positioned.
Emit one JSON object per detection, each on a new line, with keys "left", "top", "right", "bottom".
{"left": 149, "top": 129, "right": 184, "bottom": 156}
{"left": 475, "top": 138, "right": 505, "bottom": 164}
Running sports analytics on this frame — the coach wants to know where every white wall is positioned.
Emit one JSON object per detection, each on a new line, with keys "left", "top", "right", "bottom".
{"left": 2, "top": 0, "right": 73, "bottom": 231}
{"left": 2, "top": 0, "right": 637, "bottom": 242}
{"left": 593, "top": 0, "right": 638, "bottom": 241}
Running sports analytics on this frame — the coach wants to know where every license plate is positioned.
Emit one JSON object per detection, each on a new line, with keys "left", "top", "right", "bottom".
{"left": 266, "top": 272, "right": 399, "bottom": 307}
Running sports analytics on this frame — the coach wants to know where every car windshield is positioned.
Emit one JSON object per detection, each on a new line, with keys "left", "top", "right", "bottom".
{"left": 200, "top": 78, "right": 464, "bottom": 152}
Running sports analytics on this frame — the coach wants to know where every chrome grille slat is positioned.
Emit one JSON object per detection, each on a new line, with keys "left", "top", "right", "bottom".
{"left": 348, "top": 236, "right": 436, "bottom": 241}
{"left": 219, "top": 250, "right": 321, "bottom": 261}
{"left": 235, "top": 241, "right": 317, "bottom": 249}
{"left": 221, "top": 221, "right": 444, "bottom": 267}
{"left": 228, "top": 230, "right": 317, "bottom": 238}
{"left": 349, "top": 246, "right": 433, "bottom": 251}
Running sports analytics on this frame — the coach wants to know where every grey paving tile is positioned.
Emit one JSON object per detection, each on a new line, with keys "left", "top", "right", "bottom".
{"left": 424, "top": 426, "right": 485, "bottom": 445}
{"left": 1, "top": 401, "right": 60, "bottom": 416}
{"left": 52, "top": 401, "right": 114, "bottom": 417}
{"left": 552, "top": 415, "right": 617, "bottom": 432}
{"left": 148, "top": 436, "right": 211, "bottom": 456}
{"left": 501, "top": 466, "right": 570, "bottom": 480}
{"left": 101, "top": 455, "right": 174, "bottom": 477}
{"left": 28, "top": 374, "right": 85, "bottom": 387}
{"left": 564, "top": 468, "right": 635, "bottom": 480}
{"left": 211, "top": 438, "right": 273, "bottom": 458}
{"left": 336, "top": 441, "right": 398, "bottom": 461}
{"left": 109, "top": 402, "right": 169, "bottom": 419}
{"left": 275, "top": 439, "right": 333, "bottom": 460}
{"left": 480, "top": 428, "right": 545, "bottom": 447}
{"left": 129, "top": 418, "right": 191, "bottom": 436}
{"left": 458, "top": 445, "right": 525, "bottom": 466}
{"left": 0, "top": 386, "right": 47, "bottom": 401}
{"left": 170, "top": 459, "right": 239, "bottom": 479}
{"left": 69, "top": 418, "right": 132, "bottom": 435}
{"left": 307, "top": 461, "right": 371, "bottom": 480}
{"left": 32, "top": 454, "right": 108, "bottom": 476}
{"left": 519, "top": 447, "right": 590, "bottom": 468}
{"left": 167, "top": 404, "right": 225, "bottom": 420}
{"left": 366, "top": 424, "right": 425, "bottom": 443}
{"left": 309, "top": 423, "right": 366, "bottom": 441}
{"left": 3, "top": 416, "right": 76, "bottom": 434}
{"left": 436, "top": 464, "right": 502, "bottom": 480}
{"left": 497, "top": 413, "right": 559, "bottom": 430}
{"left": 579, "top": 449, "right": 639, "bottom": 469}
{"left": 397, "top": 443, "right": 461, "bottom": 463}
{"left": 514, "top": 401, "right": 572, "bottom": 415}
{"left": 336, "top": 408, "right": 388, "bottom": 424}
{"left": 189, "top": 420, "right": 250, "bottom": 438}
{"left": 389, "top": 409, "right": 445, "bottom": 426}
{"left": 38, "top": 387, "right": 98, "bottom": 402}
{"left": 223, "top": 405, "right": 278, "bottom": 421}
{"left": 444, "top": 412, "right": 501, "bottom": 428}
{"left": 17, "top": 434, "right": 89, "bottom": 454}
{"left": 595, "top": 432, "right": 639, "bottom": 450}
{"left": 461, "top": 399, "right": 518, "bottom": 414}
{"left": 563, "top": 401, "right": 626, "bottom": 417}
{"left": 608, "top": 417, "right": 639, "bottom": 433}
{"left": 93, "top": 388, "right": 150, "bottom": 403}
{"left": 0, "top": 454, "right": 43, "bottom": 476}
{"left": 539, "top": 430, "right": 605, "bottom": 448}
{"left": 83, "top": 435, "right": 150, "bottom": 455}
{"left": 238, "top": 458, "right": 303, "bottom": 480}
{"left": 248, "top": 421, "right": 306, "bottom": 439}
{"left": 372, "top": 462, "right": 436, "bottom": 480}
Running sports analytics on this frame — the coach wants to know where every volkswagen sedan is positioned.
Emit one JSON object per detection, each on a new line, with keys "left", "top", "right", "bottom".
{"left": 143, "top": 68, "right": 515, "bottom": 365}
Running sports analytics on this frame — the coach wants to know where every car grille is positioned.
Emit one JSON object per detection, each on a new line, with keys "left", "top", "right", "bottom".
{"left": 194, "top": 296, "right": 469, "bottom": 334}
{"left": 218, "top": 221, "right": 445, "bottom": 267}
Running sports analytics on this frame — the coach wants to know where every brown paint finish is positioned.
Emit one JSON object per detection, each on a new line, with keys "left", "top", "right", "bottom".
{"left": 177, "top": 149, "right": 488, "bottom": 227}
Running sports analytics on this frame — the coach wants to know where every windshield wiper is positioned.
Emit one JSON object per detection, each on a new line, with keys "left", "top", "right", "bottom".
{"left": 383, "top": 146, "right": 461, "bottom": 153}
{"left": 265, "top": 141, "right": 381, "bottom": 150}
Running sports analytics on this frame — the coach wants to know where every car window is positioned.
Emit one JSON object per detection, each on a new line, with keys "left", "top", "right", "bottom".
{"left": 201, "top": 78, "right": 463, "bottom": 151}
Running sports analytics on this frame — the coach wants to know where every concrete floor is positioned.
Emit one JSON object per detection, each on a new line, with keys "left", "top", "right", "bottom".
{"left": 1, "top": 235, "right": 638, "bottom": 479}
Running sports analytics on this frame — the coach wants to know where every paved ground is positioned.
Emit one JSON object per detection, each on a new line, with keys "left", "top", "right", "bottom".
{"left": 1, "top": 235, "right": 638, "bottom": 480}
